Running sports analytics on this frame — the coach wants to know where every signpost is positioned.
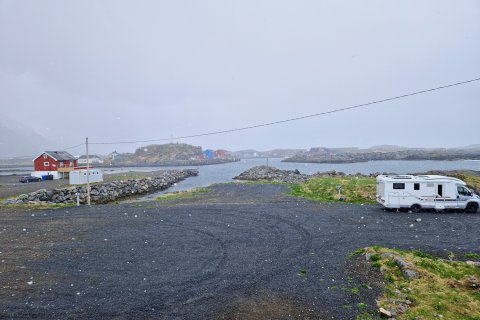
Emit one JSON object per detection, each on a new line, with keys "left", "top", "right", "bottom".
{"left": 336, "top": 185, "right": 343, "bottom": 200}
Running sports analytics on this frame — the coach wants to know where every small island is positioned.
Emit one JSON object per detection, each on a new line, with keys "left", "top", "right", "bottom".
{"left": 282, "top": 145, "right": 480, "bottom": 164}
{"left": 102, "top": 143, "right": 239, "bottom": 167}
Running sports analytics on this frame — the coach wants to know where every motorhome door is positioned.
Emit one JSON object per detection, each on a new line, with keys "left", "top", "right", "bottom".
{"left": 437, "top": 184, "right": 443, "bottom": 197}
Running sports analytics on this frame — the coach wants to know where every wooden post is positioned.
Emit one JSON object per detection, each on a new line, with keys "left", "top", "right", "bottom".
{"left": 86, "top": 137, "right": 91, "bottom": 206}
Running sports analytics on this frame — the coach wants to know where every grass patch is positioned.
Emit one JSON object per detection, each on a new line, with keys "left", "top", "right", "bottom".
{"left": 448, "top": 172, "right": 480, "bottom": 195}
{"left": 356, "top": 302, "right": 368, "bottom": 310}
{"left": 356, "top": 313, "right": 375, "bottom": 320}
{"left": 213, "top": 180, "right": 292, "bottom": 186}
{"left": 297, "top": 268, "right": 308, "bottom": 281}
{"left": 365, "top": 247, "right": 480, "bottom": 319}
{"left": 412, "top": 250, "right": 438, "bottom": 261}
{"left": 464, "top": 253, "right": 480, "bottom": 260}
{"left": 290, "top": 176, "right": 376, "bottom": 204}
{"left": 348, "top": 248, "right": 366, "bottom": 258}
{"left": 350, "top": 287, "right": 361, "bottom": 294}
{"left": 155, "top": 187, "right": 210, "bottom": 202}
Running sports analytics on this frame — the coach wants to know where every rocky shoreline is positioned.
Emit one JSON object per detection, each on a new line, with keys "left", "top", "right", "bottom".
{"left": 233, "top": 166, "right": 381, "bottom": 184}
{"left": 3, "top": 169, "right": 198, "bottom": 205}
{"left": 283, "top": 149, "right": 480, "bottom": 164}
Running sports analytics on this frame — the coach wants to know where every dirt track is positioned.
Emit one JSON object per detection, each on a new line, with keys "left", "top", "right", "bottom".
{"left": 0, "top": 184, "right": 479, "bottom": 319}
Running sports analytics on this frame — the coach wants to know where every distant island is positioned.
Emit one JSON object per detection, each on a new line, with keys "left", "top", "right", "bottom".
{"left": 232, "top": 148, "right": 306, "bottom": 159}
{"left": 282, "top": 145, "right": 480, "bottom": 163}
{"left": 102, "top": 143, "right": 239, "bottom": 167}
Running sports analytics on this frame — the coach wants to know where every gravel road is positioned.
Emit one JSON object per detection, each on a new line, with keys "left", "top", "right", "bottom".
{"left": 1, "top": 183, "right": 479, "bottom": 319}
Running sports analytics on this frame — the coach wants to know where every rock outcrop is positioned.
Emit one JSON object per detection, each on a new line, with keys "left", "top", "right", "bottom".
{"left": 4, "top": 169, "right": 198, "bottom": 205}
{"left": 233, "top": 166, "right": 380, "bottom": 184}
{"left": 233, "top": 166, "right": 311, "bottom": 184}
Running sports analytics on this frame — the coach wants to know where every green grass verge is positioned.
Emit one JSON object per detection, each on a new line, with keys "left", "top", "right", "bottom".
{"left": 364, "top": 247, "right": 480, "bottom": 319}
{"left": 290, "top": 176, "right": 376, "bottom": 204}
{"left": 453, "top": 173, "right": 480, "bottom": 194}
{"left": 212, "top": 181, "right": 292, "bottom": 186}
{"left": 155, "top": 187, "right": 210, "bottom": 201}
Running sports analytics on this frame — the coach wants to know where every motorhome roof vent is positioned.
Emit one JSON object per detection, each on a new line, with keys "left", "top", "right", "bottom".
{"left": 393, "top": 175, "right": 412, "bottom": 179}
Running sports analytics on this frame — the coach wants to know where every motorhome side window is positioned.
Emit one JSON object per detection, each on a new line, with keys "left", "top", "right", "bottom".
{"left": 414, "top": 183, "right": 420, "bottom": 190}
{"left": 393, "top": 183, "right": 405, "bottom": 189}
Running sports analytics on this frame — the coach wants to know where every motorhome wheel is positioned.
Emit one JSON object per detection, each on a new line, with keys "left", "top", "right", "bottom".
{"left": 410, "top": 204, "right": 422, "bottom": 213}
{"left": 465, "top": 203, "right": 478, "bottom": 214}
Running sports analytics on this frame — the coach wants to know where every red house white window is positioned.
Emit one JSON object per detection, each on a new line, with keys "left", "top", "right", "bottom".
{"left": 33, "top": 151, "right": 77, "bottom": 172}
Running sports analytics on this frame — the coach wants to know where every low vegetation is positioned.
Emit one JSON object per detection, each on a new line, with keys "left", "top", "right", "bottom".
{"left": 290, "top": 171, "right": 480, "bottom": 205}
{"left": 450, "top": 172, "right": 480, "bottom": 194}
{"left": 290, "top": 176, "right": 376, "bottom": 204}
{"left": 155, "top": 187, "right": 210, "bottom": 202}
{"left": 360, "top": 247, "right": 480, "bottom": 319}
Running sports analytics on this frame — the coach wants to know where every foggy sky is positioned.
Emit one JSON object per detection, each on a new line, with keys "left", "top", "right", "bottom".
{"left": 1, "top": 0, "right": 479, "bottom": 156}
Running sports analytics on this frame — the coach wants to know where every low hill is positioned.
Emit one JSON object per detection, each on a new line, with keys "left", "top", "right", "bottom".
{"left": 283, "top": 146, "right": 480, "bottom": 163}
{"left": 104, "top": 143, "right": 237, "bottom": 166}
{"left": 133, "top": 143, "right": 203, "bottom": 162}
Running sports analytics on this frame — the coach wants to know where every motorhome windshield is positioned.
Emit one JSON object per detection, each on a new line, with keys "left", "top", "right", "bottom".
{"left": 457, "top": 186, "right": 472, "bottom": 196}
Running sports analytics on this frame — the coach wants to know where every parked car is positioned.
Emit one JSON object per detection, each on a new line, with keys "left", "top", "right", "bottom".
{"left": 19, "top": 176, "right": 42, "bottom": 183}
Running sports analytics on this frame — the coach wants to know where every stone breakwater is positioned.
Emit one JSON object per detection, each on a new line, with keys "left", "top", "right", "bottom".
{"left": 234, "top": 166, "right": 311, "bottom": 184}
{"left": 233, "top": 166, "right": 381, "bottom": 184}
{"left": 4, "top": 169, "right": 198, "bottom": 205}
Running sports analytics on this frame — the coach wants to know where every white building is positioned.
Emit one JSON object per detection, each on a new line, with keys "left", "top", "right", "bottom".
{"left": 69, "top": 169, "right": 104, "bottom": 185}
{"left": 77, "top": 155, "right": 104, "bottom": 165}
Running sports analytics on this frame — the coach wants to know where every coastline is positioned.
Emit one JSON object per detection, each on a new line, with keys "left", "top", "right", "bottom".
{"left": 282, "top": 157, "right": 480, "bottom": 164}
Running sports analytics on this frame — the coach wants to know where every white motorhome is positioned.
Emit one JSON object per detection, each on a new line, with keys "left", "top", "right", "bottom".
{"left": 376, "top": 175, "right": 479, "bottom": 213}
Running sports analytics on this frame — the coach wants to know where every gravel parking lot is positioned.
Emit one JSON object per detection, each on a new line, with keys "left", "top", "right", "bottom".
{"left": 0, "top": 183, "right": 479, "bottom": 319}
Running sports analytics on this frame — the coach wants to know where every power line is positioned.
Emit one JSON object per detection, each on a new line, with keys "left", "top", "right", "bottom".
{"left": 64, "top": 143, "right": 85, "bottom": 150}
{"left": 89, "top": 77, "right": 480, "bottom": 146}
{"left": 2, "top": 76, "right": 478, "bottom": 159}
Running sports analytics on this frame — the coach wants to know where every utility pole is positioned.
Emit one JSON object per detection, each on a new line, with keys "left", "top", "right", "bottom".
{"left": 86, "top": 137, "right": 91, "bottom": 206}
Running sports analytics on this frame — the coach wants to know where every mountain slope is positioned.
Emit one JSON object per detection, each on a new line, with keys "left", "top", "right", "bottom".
{"left": 0, "top": 118, "right": 51, "bottom": 158}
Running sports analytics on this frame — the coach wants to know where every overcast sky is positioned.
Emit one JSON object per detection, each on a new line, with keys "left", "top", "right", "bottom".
{"left": 1, "top": 0, "right": 479, "bottom": 155}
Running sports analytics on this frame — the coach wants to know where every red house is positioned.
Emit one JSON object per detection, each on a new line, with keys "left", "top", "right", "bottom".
{"left": 32, "top": 151, "right": 77, "bottom": 180}
{"left": 214, "top": 150, "right": 227, "bottom": 159}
